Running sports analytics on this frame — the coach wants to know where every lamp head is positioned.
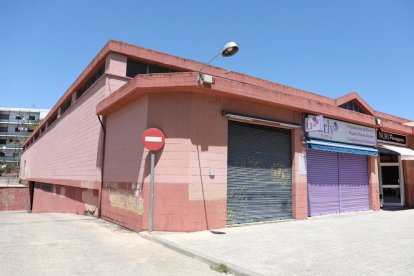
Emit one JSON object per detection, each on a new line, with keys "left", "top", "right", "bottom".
{"left": 220, "top": 41, "right": 239, "bottom": 57}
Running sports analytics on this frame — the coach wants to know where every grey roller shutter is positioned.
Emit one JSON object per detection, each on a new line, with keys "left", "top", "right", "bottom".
{"left": 227, "top": 121, "right": 292, "bottom": 225}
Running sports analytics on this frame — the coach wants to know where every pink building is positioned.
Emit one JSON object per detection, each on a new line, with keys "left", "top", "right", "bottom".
{"left": 21, "top": 41, "right": 414, "bottom": 232}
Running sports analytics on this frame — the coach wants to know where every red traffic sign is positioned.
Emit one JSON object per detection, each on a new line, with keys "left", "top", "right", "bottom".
{"left": 142, "top": 128, "right": 165, "bottom": 151}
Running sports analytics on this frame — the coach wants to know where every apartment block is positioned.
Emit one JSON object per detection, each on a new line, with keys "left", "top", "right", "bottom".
{"left": 0, "top": 107, "right": 49, "bottom": 168}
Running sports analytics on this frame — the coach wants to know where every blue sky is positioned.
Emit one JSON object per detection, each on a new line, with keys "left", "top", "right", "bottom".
{"left": 1, "top": 1, "right": 413, "bottom": 119}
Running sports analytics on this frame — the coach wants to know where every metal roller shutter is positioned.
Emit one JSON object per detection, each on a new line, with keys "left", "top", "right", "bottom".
{"left": 307, "top": 150, "right": 370, "bottom": 216}
{"left": 338, "top": 153, "right": 369, "bottom": 213}
{"left": 307, "top": 150, "right": 340, "bottom": 216}
{"left": 227, "top": 121, "right": 292, "bottom": 225}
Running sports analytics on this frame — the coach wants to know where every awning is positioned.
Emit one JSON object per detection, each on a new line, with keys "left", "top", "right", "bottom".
{"left": 306, "top": 139, "right": 378, "bottom": 156}
{"left": 378, "top": 144, "right": 414, "bottom": 160}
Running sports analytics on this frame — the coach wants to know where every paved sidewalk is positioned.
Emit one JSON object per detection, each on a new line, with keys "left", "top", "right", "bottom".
{"left": 0, "top": 211, "right": 219, "bottom": 276}
{"left": 146, "top": 210, "right": 414, "bottom": 276}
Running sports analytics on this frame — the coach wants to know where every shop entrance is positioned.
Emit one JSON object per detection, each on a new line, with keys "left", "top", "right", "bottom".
{"left": 379, "top": 152, "right": 405, "bottom": 207}
{"left": 227, "top": 121, "right": 292, "bottom": 225}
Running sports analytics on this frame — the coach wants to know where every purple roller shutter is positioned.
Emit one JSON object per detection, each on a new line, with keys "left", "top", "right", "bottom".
{"left": 307, "top": 150, "right": 340, "bottom": 216}
{"left": 338, "top": 153, "right": 369, "bottom": 213}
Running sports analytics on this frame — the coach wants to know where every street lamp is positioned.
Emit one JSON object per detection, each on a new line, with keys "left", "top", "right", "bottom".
{"left": 197, "top": 41, "right": 240, "bottom": 85}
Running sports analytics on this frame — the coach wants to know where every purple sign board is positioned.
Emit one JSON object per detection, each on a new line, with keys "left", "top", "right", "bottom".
{"left": 306, "top": 115, "right": 377, "bottom": 147}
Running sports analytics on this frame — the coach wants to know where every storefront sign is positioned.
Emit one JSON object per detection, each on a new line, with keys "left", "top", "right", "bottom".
{"left": 306, "top": 115, "right": 376, "bottom": 146}
{"left": 377, "top": 130, "right": 406, "bottom": 146}
{"left": 305, "top": 115, "right": 324, "bottom": 132}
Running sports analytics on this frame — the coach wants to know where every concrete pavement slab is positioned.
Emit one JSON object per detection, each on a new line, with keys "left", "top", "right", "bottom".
{"left": 149, "top": 210, "right": 414, "bottom": 276}
{"left": 0, "top": 211, "right": 221, "bottom": 276}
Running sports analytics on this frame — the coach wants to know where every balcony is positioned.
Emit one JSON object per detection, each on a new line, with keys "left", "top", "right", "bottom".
{"left": 0, "top": 156, "right": 19, "bottom": 162}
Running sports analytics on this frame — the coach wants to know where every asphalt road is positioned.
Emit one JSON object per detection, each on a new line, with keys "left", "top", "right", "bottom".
{"left": 0, "top": 211, "right": 220, "bottom": 276}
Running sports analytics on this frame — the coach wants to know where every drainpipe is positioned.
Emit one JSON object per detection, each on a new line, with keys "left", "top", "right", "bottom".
{"left": 97, "top": 115, "right": 106, "bottom": 218}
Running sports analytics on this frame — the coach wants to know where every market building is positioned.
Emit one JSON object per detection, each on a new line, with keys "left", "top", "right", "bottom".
{"left": 20, "top": 40, "right": 414, "bottom": 232}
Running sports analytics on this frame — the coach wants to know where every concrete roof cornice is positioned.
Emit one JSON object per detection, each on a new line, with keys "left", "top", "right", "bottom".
{"left": 96, "top": 72, "right": 414, "bottom": 135}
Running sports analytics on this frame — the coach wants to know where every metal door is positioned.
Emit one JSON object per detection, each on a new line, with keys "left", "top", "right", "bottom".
{"left": 307, "top": 149, "right": 340, "bottom": 216}
{"left": 338, "top": 153, "right": 369, "bottom": 212}
{"left": 227, "top": 121, "right": 292, "bottom": 225}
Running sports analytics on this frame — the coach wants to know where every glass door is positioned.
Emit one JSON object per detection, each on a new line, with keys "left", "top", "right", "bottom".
{"left": 379, "top": 154, "right": 405, "bottom": 207}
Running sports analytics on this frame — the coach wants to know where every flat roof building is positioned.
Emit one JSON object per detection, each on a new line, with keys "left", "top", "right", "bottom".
{"left": 21, "top": 41, "right": 414, "bottom": 232}
{"left": 0, "top": 107, "right": 49, "bottom": 169}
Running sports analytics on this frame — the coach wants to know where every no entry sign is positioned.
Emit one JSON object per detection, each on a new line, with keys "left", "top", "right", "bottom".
{"left": 142, "top": 128, "right": 165, "bottom": 151}
{"left": 142, "top": 128, "right": 165, "bottom": 232}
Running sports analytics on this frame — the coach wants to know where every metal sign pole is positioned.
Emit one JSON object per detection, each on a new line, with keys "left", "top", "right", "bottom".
{"left": 149, "top": 151, "right": 155, "bottom": 233}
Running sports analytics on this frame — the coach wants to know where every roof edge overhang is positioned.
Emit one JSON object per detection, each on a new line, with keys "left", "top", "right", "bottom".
{"left": 96, "top": 72, "right": 414, "bottom": 135}
{"left": 24, "top": 41, "right": 414, "bottom": 148}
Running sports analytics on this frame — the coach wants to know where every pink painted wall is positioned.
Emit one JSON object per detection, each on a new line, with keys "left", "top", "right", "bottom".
{"left": 21, "top": 53, "right": 128, "bottom": 186}
{"left": 368, "top": 156, "right": 380, "bottom": 210}
{"left": 403, "top": 136, "right": 414, "bottom": 207}
{"left": 292, "top": 128, "right": 308, "bottom": 219}
{"left": 101, "top": 95, "right": 148, "bottom": 231}
{"left": 32, "top": 183, "right": 98, "bottom": 215}
{"left": 0, "top": 187, "right": 29, "bottom": 211}
{"left": 21, "top": 77, "right": 110, "bottom": 184}
{"left": 145, "top": 92, "right": 228, "bottom": 231}
{"left": 102, "top": 91, "right": 305, "bottom": 232}
{"left": 20, "top": 53, "right": 128, "bottom": 215}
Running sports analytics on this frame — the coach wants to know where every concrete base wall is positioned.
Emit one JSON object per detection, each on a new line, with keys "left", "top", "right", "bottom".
{"left": 101, "top": 181, "right": 144, "bottom": 232}
{"left": 0, "top": 187, "right": 30, "bottom": 211}
{"left": 32, "top": 183, "right": 99, "bottom": 216}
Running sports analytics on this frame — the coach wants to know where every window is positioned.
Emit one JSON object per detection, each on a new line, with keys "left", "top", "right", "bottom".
{"left": 76, "top": 63, "right": 105, "bottom": 99}
{"left": 0, "top": 126, "right": 8, "bottom": 132}
{"left": 46, "top": 112, "right": 58, "bottom": 128}
{"left": 126, "top": 58, "right": 180, "bottom": 78}
{"left": 380, "top": 152, "right": 399, "bottom": 163}
{"left": 0, "top": 152, "right": 4, "bottom": 157}
{"left": 9, "top": 139, "right": 13, "bottom": 143}
{"left": 126, "top": 60, "right": 147, "bottom": 77}
{"left": 16, "top": 115, "right": 23, "bottom": 120}
{"left": 28, "top": 115, "right": 36, "bottom": 121}
{"left": 35, "top": 183, "right": 53, "bottom": 192}
{"left": 60, "top": 97, "right": 72, "bottom": 114}
{"left": 15, "top": 127, "right": 20, "bottom": 132}
{"left": 0, "top": 139, "right": 6, "bottom": 145}
{"left": 0, "top": 114, "right": 9, "bottom": 120}
{"left": 339, "top": 100, "right": 367, "bottom": 114}
{"left": 149, "top": 64, "right": 170, "bottom": 74}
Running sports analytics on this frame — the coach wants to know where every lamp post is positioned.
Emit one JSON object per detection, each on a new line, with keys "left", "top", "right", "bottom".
{"left": 197, "top": 41, "right": 240, "bottom": 84}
